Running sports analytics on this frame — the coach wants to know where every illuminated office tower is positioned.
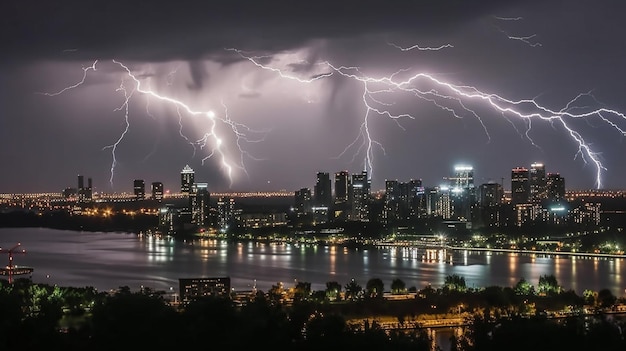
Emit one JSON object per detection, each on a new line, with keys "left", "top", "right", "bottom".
{"left": 86, "top": 177, "right": 93, "bottom": 202}
{"left": 529, "top": 162, "right": 547, "bottom": 202}
{"left": 511, "top": 167, "right": 530, "bottom": 205}
{"left": 217, "top": 196, "right": 236, "bottom": 232}
{"left": 383, "top": 179, "right": 400, "bottom": 224}
{"left": 77, "top": 175, "right": 85, "bottom": 203}
{"left": 313, "top": 172, "right": 332, "bottom": 223}
{"left": 334, "top": 170, "right": 350, "bottom": 220}
{"left": 151, "top": 182, "right": 164, "bottom": 201}
{"left": 133, "top": 179, "right": 146, "bottom": 200}
{"left": 449, "top": 165, "right": 475, "bottom": 222}
{"left": 450, "top": 165, "right": 474, "bottom": 189}
{"left": 314, "top": 172, "right": 332, "bottom": 208}
{"left": 190, "top": 182, "right": 210, "bottom": 227}
{"left": 477, "top": 181, "right": 504, "bottom": 228}
{"left": 546, "top": 173, "right": 565, "bottom": 202}
{"left": 334, "top": 170, "right": 349, "bottom": 204}
{"left": 181, "top": 165, "right": 195, "bottom": 195}
{"left": 77, "top": 174, "right": 93, "bottom": 203}
{"left": 428, "top": 186, "right": 453, "bottom": 220}
{"left": 351, "top": 170, "right": 370, "bottom": 221}
{"left": 478, "top": 181, "right": 503, "bottom": 207}
{"left": 294, "top": 188, "right": 312, "bottom": 217}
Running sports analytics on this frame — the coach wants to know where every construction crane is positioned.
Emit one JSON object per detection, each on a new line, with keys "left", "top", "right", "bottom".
{"left": 0, "top": 242, "right": 27, "bottom": 284}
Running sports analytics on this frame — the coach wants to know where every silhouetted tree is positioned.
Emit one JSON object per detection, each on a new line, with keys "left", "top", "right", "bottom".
{"left": 444, "top": 274, "right": 467, "bottom": 293}
{"left": 365, "top": 278, "right": 384, "bottom": 299}
{"left": 513, "top": 277, "right": 535, "bottom": 296}
{"left": 596, "top": 288, "right": 616, "bottom": 308}
{"left": 344, "top": 279, "right": 362, "bottom": 301}
{"left": 294, "top": 281, "right": 312, "bottom": 302}
{"left": 537, "top": 274, "right": 561, "bottom": 296}
{"left": 325, "top": 281, "right": 342, "bottom": 301}
{"left": 391, "top": 278, "right": 406, "bottom": 295}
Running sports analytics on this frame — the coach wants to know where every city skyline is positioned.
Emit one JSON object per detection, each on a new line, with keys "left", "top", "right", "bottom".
{"left": 2, "top": 0, "right": 626, "bottom": 194}
{"left": 25, "top": 161, "right": 578, "bottom": 196}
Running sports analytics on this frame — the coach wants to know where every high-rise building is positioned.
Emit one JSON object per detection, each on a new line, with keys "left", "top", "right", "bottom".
{"left": 77, "top": 174, "right": 92, "bottom": 203}
{"left": 86, "top": 177, "right": 93, "bottom": 201}
{"left": 313, "top": 172, "right": 332, "bottom": 223}
{"left": 334, "top": 170, "right": 349, "bottom": 204}
{"left": 77, "top": 175, "right": 85, "bottom": 203}
{"left": 158, "top": 204, "right": 185, "bottom": 236}
{"left": 511, "top": 167, "right": 530, "bottom": 205}
{"left": 547, "top": 173, "right": 565, "bottom": 202}
{"left": 477, "top": 181, "right": 504, "bottom": 228}
{"left": 217, "top": 196, "right": 236, "bottom": 232}
{"left": 133, "top": 179, "right": 146, "bottom": 200}
{"left": 478, "top": 181, "right": 503, "bottom": 207}
{"left": 333, "top": 170, "right": 350, "bottom": 220}
{"left": 190, "top": 182, "right": 210, "bottom": 227}
{"left": 314, "top": 172, "right": 332, "bottom": 208}
{"left": 351, "top": 170, "right": 370, "bottom": 221}
{"left": 294, "top": 188, "right": 312, "bottom": 217}
{"left": 78, "top": 175, "right": 84, "bottom": 191}
{"left": 384, "top": 178, "right": 425, "bottom": 223}
{"left": 448, "top": 165, "right": 476, "bottom": 222}
{"left": 151, "top": 182, "right": 164, "bottom": 201}
{"left": 383, "top": 179, "right": 400, "bottom": 224}
{"left": 529, "top": 162, "right": 547, "bottom": 202}
{"left": 428, "top": 186, "right": 453, "bottom": 219}
{"left": 450, "top": 165, "right": 474, "bottom": 189}
{"left": 181, "top": 165, "right": 195, "bottom": 195}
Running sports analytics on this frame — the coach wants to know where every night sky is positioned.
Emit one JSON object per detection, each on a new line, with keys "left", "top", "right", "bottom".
{"left": 2, "top": 0, "right": 626, "bottom": 194}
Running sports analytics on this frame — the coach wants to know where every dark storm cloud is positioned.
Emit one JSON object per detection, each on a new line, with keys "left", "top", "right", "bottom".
{"left": 186, "top": 60, "right": 209, "bottom": 90}
{"left": 3, "top": 0, "right": 626, "bottom": 194}
{"left": 1, "top": 0, "right": 528, "bottom": 62}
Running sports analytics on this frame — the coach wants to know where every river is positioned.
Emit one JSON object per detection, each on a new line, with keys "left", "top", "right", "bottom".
{"left": 0, "top": 227, "right": 624, "bottom": 297}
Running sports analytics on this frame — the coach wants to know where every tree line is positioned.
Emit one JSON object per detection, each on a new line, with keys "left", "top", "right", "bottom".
{"left": 0, "top": 274, "right": 624, "bottom": 351}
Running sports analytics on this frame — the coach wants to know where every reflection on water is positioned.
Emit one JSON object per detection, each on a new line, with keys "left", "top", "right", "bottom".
{"left": 1, "top": 227, "right": 625, "bottom": 296}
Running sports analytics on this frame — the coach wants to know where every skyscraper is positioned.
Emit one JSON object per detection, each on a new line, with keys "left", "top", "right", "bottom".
{"left": 383, "top": 179, "right": 400, "bottom": 224}
{"left": 334, "top": 171, "right": 349, "bottom": 204}
{"left": 133, "top": 179, "right": 146, "bottom": 200}
{"left": 77, "top": 175, "right": 85, "bottom": 203}
{"left": 478, "top": 181, "right": 504, "bottom": 207}
{"left": 529, "top": 162, "right": 547, "bottom": 202}
{"left": 333, "top": 170, "right": 350, "bottom": 220}
{"left": 217, "top": 196, "right": 236, "bottom": 232}
{"left": 511, "top": 167, "right": 530, "bottom": 205}
{"left": 190, "top": 182, "right": 210, "bottom": 227}
{"left": 351, "top": 170, "right": 370, "bottom": 221}
{"left": 314, "top": 172, "right": 332, "bottom": 208}
{"left": 151, "top": 182, "right": 164, "bottom": 201}
{"left": 294, "top": 188, "right": 312, "bottom": 217}
{"left": 77, "top": 175, "right": 84, "bottom": 191}
{"left": 449, "top": 165, "right": 475, "bottom": 222}
{"left": 547, "top": 173, "right": 565, "bottom": 202}
{"left": 181, "top": 165, "right": 195, "bottom": 195}
{"left": 77, "top": 174, "right": 92, "bottom": 203}
{"left": 450, "top": 165, "right": 474, "bottom": 189}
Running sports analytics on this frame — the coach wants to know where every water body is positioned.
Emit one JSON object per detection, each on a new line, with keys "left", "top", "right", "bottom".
{"left": 0, "top": 227, "right": 624, "bottom": 296}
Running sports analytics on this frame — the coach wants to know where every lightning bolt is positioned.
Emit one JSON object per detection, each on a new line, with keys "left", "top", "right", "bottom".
{"left": 102, "top": 78, "right": 134, "bottom": 186}
{"left": 493, "top": 16, "right": 524, "bottom": 21}
{"left": 37, "top": 60, "right": 98, "bottom": 96}
{"left": 40, "top": 59, "right": 268, "bottom": 188}
{"left": 492, "top": 16, "right": 542, "bottom": 48}
{"left": 387, "top": 42, "right": 454, "bottom": 51}
{"left": 228, "top": 47, "right": 626, "bottom": 189}
{"left": 496, "top": 28, "right": 543, "bottom": 47}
